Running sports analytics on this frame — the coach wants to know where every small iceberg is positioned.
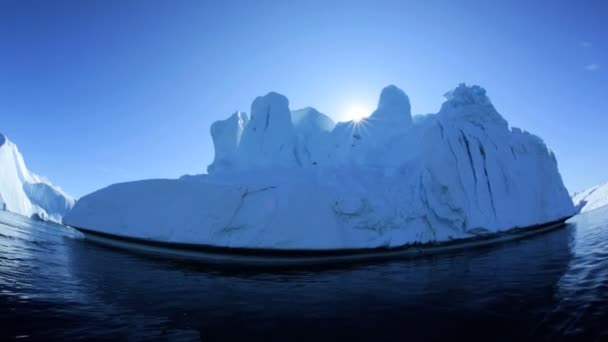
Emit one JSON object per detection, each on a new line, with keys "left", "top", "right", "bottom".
{"left": 0, "top": 133, "right": 75, "bottom": 223}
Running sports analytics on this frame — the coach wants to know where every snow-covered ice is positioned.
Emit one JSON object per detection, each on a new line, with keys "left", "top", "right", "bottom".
{"left": 0, "top": 133, "right": 75, "bottom": 222}
{"left": 64, "top": 84, "right": 575, "bottom": 249}
{"left": 572, "top": 182, "right": 608, "bottom": 213}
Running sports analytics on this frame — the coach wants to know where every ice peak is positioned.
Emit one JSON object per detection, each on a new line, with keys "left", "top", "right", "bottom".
{"left": 231, "top": 110, "right": 249, "bottom": 128}
{"left": 210, "top": 111, "right": 248, "bottom": 136}
{"left": 207, "top": 111, "right": 249, "bottom": 174}
{"left": 253, "top": 91, "right": 289, "bottom": 110}
{"left": 292, "top": 107, "right": 321, "bottom": 121}
{"left": 247, "top": 91, "right": 292, "bottom": 131}
{"left": 237, "top": 91, "right": 297, "bottom": 168}
{"left": 371, "top": 85, "right": 412, "bottom": 124}
{"left": 292, "top": 107, "right": 335, "bottom": 133}
{"left": 443, "top": 83, "right": 491, "bottom": 107}
{"left": 440, "top": 83, "right": 508, "bottom": 128}
{"left": 293, "top": 106, "right": 319, "bottom": 116}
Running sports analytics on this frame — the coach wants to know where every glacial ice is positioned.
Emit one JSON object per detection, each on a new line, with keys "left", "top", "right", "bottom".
{"left": 572, "top": 182, "right": 608, "bottom": 213}
{"left": 0, "top": 133, "right": 75, "bottom": 222}
{"left": 63, "top": 84, "right": 575, "bottom": 249}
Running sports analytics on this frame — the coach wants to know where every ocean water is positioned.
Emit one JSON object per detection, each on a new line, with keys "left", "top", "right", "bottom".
{"left": 1, "top": 208, "right": 607, "bottom": 341}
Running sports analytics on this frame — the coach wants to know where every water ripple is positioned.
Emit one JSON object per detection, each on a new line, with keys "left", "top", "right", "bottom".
{"left": 1, "top": 209, "right": 608, "bottom": 340}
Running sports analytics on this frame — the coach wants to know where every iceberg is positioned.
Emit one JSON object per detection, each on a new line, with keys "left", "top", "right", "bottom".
{"left": 572, "top": 182, "right": 608, "bottom": 213}
{"left": 0, "top": 133, "right": 75, "bottom": 222}
{"left": 64, "top": 84, "right": 575, "bottom": 249}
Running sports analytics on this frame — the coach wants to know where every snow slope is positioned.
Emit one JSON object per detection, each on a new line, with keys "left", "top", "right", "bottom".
{"left": 572, "top": 182, "right": 608, "bottom": 213}
{"left": 0, "top": 133, "right": 75, "bottom": 222}
{"left": 64, "top": 84, "right": 575, "bottom": 249}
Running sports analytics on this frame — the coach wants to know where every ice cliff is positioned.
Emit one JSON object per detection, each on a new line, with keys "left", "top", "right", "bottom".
{"left": 64, "top": 84, "right": 575, "bottom": 249}
{"left": 572, "top": 182, "right": 608, "bottom": 213}
{"left": 0, "top": 133, "right": 75, "bottom": 222}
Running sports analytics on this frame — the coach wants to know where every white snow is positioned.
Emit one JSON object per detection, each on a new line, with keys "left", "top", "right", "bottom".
{"left": 572, "top": 182, "right": 608, "bottom": 213}
{"left": 0, "top": 133, "right": 75, "bottom": 222}
{"left": 64, "top": 84, "right": 575, "bottom": 249}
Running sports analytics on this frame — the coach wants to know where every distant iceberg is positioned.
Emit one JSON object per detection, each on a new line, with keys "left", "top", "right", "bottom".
{"left": 64, "top": 84, "right": 575, "bottom": 249}
{"left": 572, "top": 182, "right": 608, "bottom": 213}
{"left": 0, "top": 133, "right": 75, "bottom": 222}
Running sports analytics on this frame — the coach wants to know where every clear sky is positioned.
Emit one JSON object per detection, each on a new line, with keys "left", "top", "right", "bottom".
{"left": 1, "top": 0, "right": 606, "bottom": 197}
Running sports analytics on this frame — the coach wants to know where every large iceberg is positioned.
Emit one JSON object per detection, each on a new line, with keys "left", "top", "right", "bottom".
{"left": 0, "top": 133, "right": 75, "bottom": 222}
{"left": 572, "top": 182, "right": 608, "bottom": 213}
{"left": 64, "top": 84, "right": 575, "bottom": 249}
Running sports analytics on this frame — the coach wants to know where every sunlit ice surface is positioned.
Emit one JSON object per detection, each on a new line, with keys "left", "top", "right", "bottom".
{"left": 346, "top": 104, "right": 370, "bottom": 122}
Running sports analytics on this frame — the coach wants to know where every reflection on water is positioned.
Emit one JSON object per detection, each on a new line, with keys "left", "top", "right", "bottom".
{"left": 1, "top": 208, "right": 607, "bottom": 340}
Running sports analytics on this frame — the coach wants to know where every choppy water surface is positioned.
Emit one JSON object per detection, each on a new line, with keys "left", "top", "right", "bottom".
{"left": 1, "top": 208, "right": 607, "bottom": 341}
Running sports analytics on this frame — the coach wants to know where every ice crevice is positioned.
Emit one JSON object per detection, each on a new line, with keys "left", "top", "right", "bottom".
{"left": 478, "top": 143, "right": 497, "bottom": 217}
{"left": 459, "top": 129, "right": 478, "bottom": 184}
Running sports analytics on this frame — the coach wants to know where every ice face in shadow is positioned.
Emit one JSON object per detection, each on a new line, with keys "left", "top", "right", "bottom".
{"left": 291, "top": 107, "right": 335, "bottom": 167}
{"left": 236, "top": 92, "right": 298, "bottom": 169}
{"left": 207, "top": 111, "right": 249, "bottom": 174}
{"left": 64, "top": 84, "right": 575, "bottom": 249}
{"left": 371, "top": 85, "right": 412, "bottom": 124}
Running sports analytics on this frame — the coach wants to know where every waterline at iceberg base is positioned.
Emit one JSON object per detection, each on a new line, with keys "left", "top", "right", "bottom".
{"left": 64, "top": 84, "right": 575, "bottom": 251}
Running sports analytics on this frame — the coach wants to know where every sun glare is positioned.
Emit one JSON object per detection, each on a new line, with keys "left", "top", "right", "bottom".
{"left": 346, "top": 105, "right": 371, "bottom": 123}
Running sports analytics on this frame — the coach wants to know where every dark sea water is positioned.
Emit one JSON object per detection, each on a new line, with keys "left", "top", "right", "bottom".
{"left": 1, "top": 208, "right": 607, "bottom": 341}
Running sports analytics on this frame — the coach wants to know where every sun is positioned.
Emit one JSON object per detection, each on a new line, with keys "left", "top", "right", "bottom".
{"left": 346, "top": 104, "right": 371, "bottom": 122}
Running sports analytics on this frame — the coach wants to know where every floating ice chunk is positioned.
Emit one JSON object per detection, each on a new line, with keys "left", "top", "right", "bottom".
{"left": 572, "top": 182, "right": 608, "bottom": 213}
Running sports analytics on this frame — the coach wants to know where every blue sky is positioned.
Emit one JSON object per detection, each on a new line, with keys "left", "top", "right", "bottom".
{"left": 1, "top": 0, "right": 606, "bottom": 197}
